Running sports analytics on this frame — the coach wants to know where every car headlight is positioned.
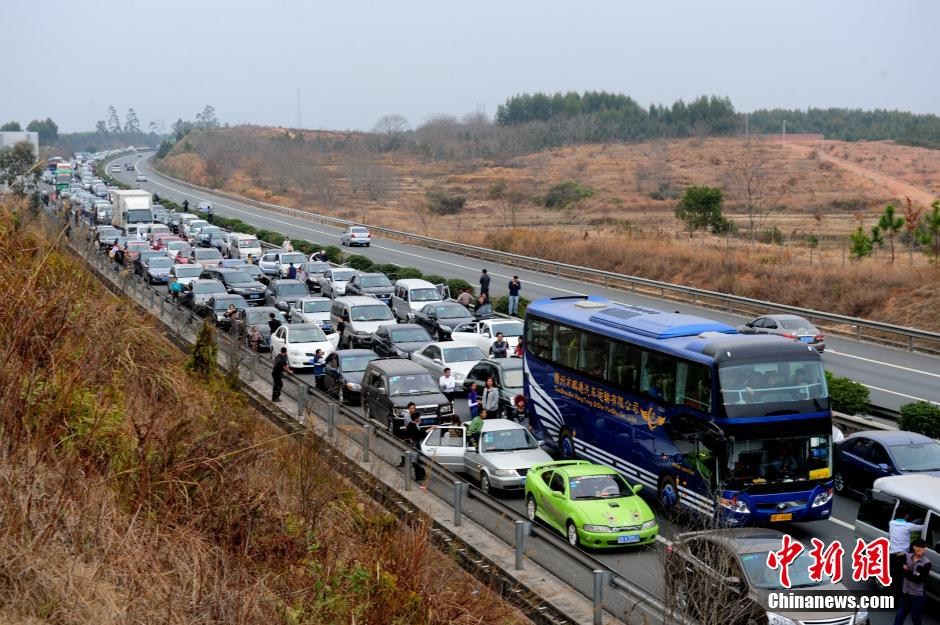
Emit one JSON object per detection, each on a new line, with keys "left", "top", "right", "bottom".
{"left": 766, "top": 612, "right": 798, "bottom": 625}
{"left": 582, "top": 524, "right": 613, "bottom": 533}
{"left": 345, "top": 382, "right": 361, "bottom": 391}
{"left": 718, "top": 497, "right": 750, "bottom": 514}
{"left": 353, "top": 330, "right": 370, "bottom": 337}
{"left": 288, "top": 350, "right": 303, "bottom": 357}
{"left": 491, "top": 469, "right": 518, "bottom": 478}
{"left": 812, "top": 488, "right": 833, "bottom": 508}
{"left": 453, "top": 373, "right": 465, "bottom": 384}
{"left": 853, "top": 609, "right": 868, "bottom": 624}
{"left": 641, "top": 519, "right": 657, "bottom": 530}
{"left": 439, "top": 404, "right": 453, "bottom": 414}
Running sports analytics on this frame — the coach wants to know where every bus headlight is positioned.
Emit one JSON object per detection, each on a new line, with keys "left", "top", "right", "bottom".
{"left": 719, "top": 496, "right": 750, "bottom": 514}
{"left": 812, "top": 488, "right": 833, "bottom": 507}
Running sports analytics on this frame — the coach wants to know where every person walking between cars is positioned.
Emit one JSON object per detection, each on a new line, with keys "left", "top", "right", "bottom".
{"left": 168, "top": 276, "right": 182, "bottom": 304}
{"left": 558, "top": 426, "right": 576, "bottom": 459}
{"left": 397, "top": 402, "right": 427, "bottom": 483}
{"left": 482, "top": 377, "right": 499, "bottom": 415}
{"left": 282, "top": 238, "right": 294, "bottom": 251}
{"left": 490, "top": 332, "right": 509, "bottom": 358}
{"left": 479, "top": 268, "right": 491, "bottom": 296}
{"left": 439, "top": 367, "right": 456, "bottom": 404}
{"left": 272, "top": 347, "right": 291, "bottom": 402}
{"left": 890, "top": 509, "right": 926, "bottom": 597}
{"left": 312, "top": 349, "right": 326, "bottom": 390}
{"left": 248, "top": 325, "right": 262, "bottom": 351}
{"left": 287, "top": 263, "right": 297, "bottom": 280}
{"left": 268, "top": 312, "right": 282, "bottom": 335}
{"left": 893, "top": 539, "right": 931, "bottom": 625}
{"left": 507, "top": 276, "right": 521, "bottom": 316}
{"left": 467, "top": 382, "right": 480, "bottom": 419}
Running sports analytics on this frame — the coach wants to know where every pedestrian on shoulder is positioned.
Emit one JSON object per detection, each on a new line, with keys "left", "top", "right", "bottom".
{"left": 507, "top": 276, "right": 522, "bottom": 316}
{"left": 313, "top": 349, "right": 326, "bottom": 390}
{"left": 271, "top": 347, "right": 291, "bottom": 402}
{"left": 467, "top": 382, "right": 480, "bottom": 419}
{"left": 479, "top": 268, "right": 491, "bottom": 296}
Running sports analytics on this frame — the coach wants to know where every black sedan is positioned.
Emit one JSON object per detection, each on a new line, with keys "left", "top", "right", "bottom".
{"left": 301, "top": 261, "right": 331, "bottom": 292}
{"left": 237, "top": 306, "right": 287, "bottom": 351}
{"left": 413, "top": 301, "right": 474, "bottom": 341}
{"left": 371, "top": 323, "right": 434, "bottom": 358}
{"left": 323, "top": 349, "right": 380, "bottom": 405}
{"left": 134, "top": 250, "right": 167, "bottom": 276}
{"left": 143, "top": 255, "right": 174, "bottom": 284}
{"left": 201, "top": 294, "right": 249, "bottom": 329}
{"left": 834, "top": 430, "right": 940, "bottom": 495}
{"left": 265, "top": 279, "right": 311, "bottom": 312}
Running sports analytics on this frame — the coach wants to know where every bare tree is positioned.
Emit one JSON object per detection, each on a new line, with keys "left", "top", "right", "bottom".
{"left": 372, "top": 114, "right": 409, "bottom": 151}
{"left": 902, "top": 196, "right": 925, "bottom": 265}
{"left": 412, "top": 200, "right": 434, "bottom": 237}
{"left": 724, "top": 142, "right": 791, "bottom": 243}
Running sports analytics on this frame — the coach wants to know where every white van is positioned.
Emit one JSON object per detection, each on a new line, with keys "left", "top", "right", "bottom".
{"left": 224, "top": 232, "right": 262, "bottom": 260}
{"left": 330, "top": 296, "right": 397, "bottom": 348}
{"left": 391, "top": 279, "right": 443, "bottom": 322}
{"left": 854, "top": 474, "right": 939, "bottom": 600}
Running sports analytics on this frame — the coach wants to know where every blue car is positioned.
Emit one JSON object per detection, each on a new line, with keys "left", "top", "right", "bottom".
{"left": 834, "top": 430, "right": 940, "bottom": 496}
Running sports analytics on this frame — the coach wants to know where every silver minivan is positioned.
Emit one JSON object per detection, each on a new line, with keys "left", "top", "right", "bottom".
{"left": 329, "top": 296, "right": 397, "bottom": 348}
{"left": 224, "top": 232, "right": 262, "bottom": 260}
{"left": 391, "top": 279, "right": 443, "bottom": 322}
{"left": 855, "top": 474, "right": 939, "bottom": 600}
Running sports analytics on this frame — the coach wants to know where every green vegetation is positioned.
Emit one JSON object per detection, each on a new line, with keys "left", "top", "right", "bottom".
{"left": 849, "top": 226, "right": 874, "bottom": 260}
{"left": 877, "top": 204, "right": 904, "bottom": 263}
{"left": 675, "top": 186, "right": 731, "bottom": 235}
{"left": 426, "top": 188, "right": 466, "bottom": 215}
{"left": 0, "top": 140, "right": 36, "bottom": 196}
{"left": 898, "top": 401, "right": 940, "bottom": 439}
{"left": 492, "top": 294, "right": 531, "bottom": 318}
{"left": 825, "top": 371, "right": 871, "bottom": 415}
{"left": 543, "top": 181, "right": 594, "bottom": 210}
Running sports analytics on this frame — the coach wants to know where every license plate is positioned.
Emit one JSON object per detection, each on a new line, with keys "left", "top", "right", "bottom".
{"left": 770, "top": 513, "right": 793, "bottom": 522}
{"left": 617, "top": 535, "right": 640, "bottom": 544}
{"left": 800, "top": 336, "right": 813, "bottom": 343}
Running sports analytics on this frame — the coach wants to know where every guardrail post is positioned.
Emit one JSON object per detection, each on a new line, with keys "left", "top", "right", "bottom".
{"left": 296, "top": 381, "right": 306, "bottom": 418}
{"left": 159, "top": 296, "right": 165, "bottom": 317}
{"left": 362, "top": 424, "right": 374, "bottom": 462}
{"left": 326, "top": 403, "right": 336, "bottom": 438}
{"left": 403, "top": 451, "right": 414, "bottom": 491}
{"left": 453, "top": 481, "right": 464, "bottom": 526}
{"left": 592, "top": 570, "right": 606, "bottom": 625}
{"left": 908, "top": 335, "right": 914, "bottom": 352}
{"left": 149, "top": 287, "right": 155, "bottom": 307}
{"left": 514, "top": 520, "right": 530, "bottom": 570}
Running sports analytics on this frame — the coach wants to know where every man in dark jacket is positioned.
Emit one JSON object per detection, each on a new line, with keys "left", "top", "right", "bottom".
{"left": 894, "top": 539, "right": 932, "bottom": 625}
{"left": 479, "top": 268, "right": 490, "bottom": 296}
{"left": 268, "top": 312, "right": 282, "bottom": 335}
{"left": 272, "top": 347, "right": 291, "bottom": 402}
{"left": 507, "top": 276, "right": 521, "bottom": 316}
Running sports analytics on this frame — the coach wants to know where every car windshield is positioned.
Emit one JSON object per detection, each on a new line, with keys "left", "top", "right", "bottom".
{"left": 302, "top": 300, "right": 331, "bottom": 313}
{"left": 502, "top": 369, "right": 524, "bottom": 389}
{"left": 222, "top": 271, "right": 253, "bottom": 284}
{"left": 98, "top": 227, "right": 118, "bottom": 236}
{"left": 778, "top": 318, "right": 812, "bottom": 330}
{"left": 290, "top": 327, "right": 328, "bottom": 343}
{"left": 148, "top": 258, "right": 173, "bottom": 268}
{"left": 277, "top": 283, "right": 309, "bottom": 296}
{"left": 480, "top": 428, "right": 538, "bottom": 452}
{"left": 331, "top": 269, "right": 357, "bottom": 281}
{"left": 281, "top": 253, "right": 306, "bottom": 265}
{"left": 189, "top": 221, "right": 209, "bottom": 230}
{"left": 388, "top": 373, "right": 439, "bottom": 396}
{"left": 194, "top": 282, "right": 225, "bottom": 294}
{"left": 390, "top": 328, "right": 432, "bottom": 343}
{"left": 242, "top": 266, "right": 263, "bottom": 278}
{"left": 411, "top": 288, "right": 441, "bottom": 302}
{"left": 173, "top": 266, "right": 202, "bottom": 278}
{"left": 568, "top": 474, "right": 633, "bottom": 500}
{"left": 741, "top": 551, "right": 828, "bottom": 589}
{"left": 304, "top": 262, "right": 330, "bottom": 273}
{"left": 238, "top": 239, "right": 259, "bottom": 248}
{"left": 351, "top": 227, "right": 368, "bottom": 234}
{"left": 168, "top": 241, "right": 189, "bottom": 250}
{"left": 351, "top": 305, "right": 394, "bottom": 322}
{"left": 726, "top": 434, "right": 831, "bottom": 487}
{"left": 491, "top": 321, "right": 524, "bottom": 337}
{"left": 341, "top": 354, "right": 378, "bottom": 373}
{"left": 247, "top": 310, "right": 286, "bottom": 324}
{"left": 433, "top": 304, "right": 470, "bottom": 319}
{"left": 195, "top": 249, "right": 222, "bottom": 259}
{"left": 213, "top": 299, "right": 247, "bottom": 311}
{"left": 126, "top": 242, "right": 149, "bottom": 251}
{"left": 719, "top": 361, "right": 828, "bottom": 409}
{"left": 890, "top": 442, "right": 940, "bottom": 472}
{"left": 442, "top": 346, "right": 486, "bottom": 362}
{"left": 360, "top": 275, "right": 391, "bottom": 288}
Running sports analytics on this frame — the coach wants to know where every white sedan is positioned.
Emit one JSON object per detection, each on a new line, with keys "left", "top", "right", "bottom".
{"left": 450, "top": 319, "right": 524, "bottom": 355}
{"left": 410, "top": 341, "right": 487, "bottom": 387}
{"left": 269, "top": 323, "right": 340, "bottom": 369}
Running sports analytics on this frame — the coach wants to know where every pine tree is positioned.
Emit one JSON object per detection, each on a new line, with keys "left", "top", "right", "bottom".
{"left": 124, "top": 108, "right": 140, "bottom": 133}
{"left": 186, "top": 321, "right": 219, "bottom": 380}
{"left": 877, "top": 204, "right": 904, "bottom": 263}
{"left": 107, "top": 106, "right": 121, "bottom": 134}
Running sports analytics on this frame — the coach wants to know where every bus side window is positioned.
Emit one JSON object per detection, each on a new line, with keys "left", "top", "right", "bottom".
{"left": 553, "top": 324, "right": 580, "bottom": 369}
{"left": 677, "top": 362, "right": 712, "bottom": 411}
{"left": 579, "top": 333, "right": 609, "bottom": 379}
{"left": 641, "top": 350, "right": 677, "bottom": 403}
{"left": 526, "top": 318, "right": 554, "bottom": 361}
{"left": 607, "top": 341, "right": 640, "bottom": 393}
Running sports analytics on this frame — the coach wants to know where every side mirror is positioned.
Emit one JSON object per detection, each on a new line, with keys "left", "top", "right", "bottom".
{"left": 375, "top": 387, "right": 386, "bottom": 395}
{"left": 433, "top": 357, "right": 443, "bottom": 364}
{"left": 632, "top": 484, "right": 643, "bottom": 494}
{"left": 745, "top": 322, "right": 753, "bottom": 328}
{"left": 877, "top": 463, "right": 890, "bottom": 472}
{"left": 551, "top": 490, "right": 564, "bottom": 498}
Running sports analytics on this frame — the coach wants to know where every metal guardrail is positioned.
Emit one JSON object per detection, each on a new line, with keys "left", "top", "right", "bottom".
{"left": 61, "top": 214, "right": 687, "bottom": 625}
{"left": 141, "top": 154, "right": 940, "bottom": 354}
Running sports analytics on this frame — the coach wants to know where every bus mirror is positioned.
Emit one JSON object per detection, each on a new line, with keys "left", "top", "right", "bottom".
{"left": 877, "top": 463, "right": 889, "bottom": 472}
{"left": 632, "top": 484, "right": 643, "bottom": 494}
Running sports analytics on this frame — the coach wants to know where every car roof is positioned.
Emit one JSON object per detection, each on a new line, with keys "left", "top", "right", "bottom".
{"left": 297, "top": 296, "right": 331, "bottom": 303}
{"left": 336, "top": 349, "right": 376, "bottom": 357}
{"left": 214, "top": 267, "right": 249, "bottom": 275}
{"left": 845, "top": 430, "right": 935, "bottom": 445}
{"left": 390, "top": 323, "right": 425, "bottom": 330}
{"left": 335, "top": 296, "right": 385, "bottom": 305}
{"left": 429, "top": 340, "right": 478, "bottom": 349}
{"left": 191, "top": 278, "right": 223, "bottom": 285}
{"left": 396, "top": 278, "right": 435, "bottom": 288}
{"left": 480, "top": 418, "right": 527, "bottom": 432}
{"left": 486, "top": 357, "right": 523, "bottom": 370}
{"left": 210, "top": 294, "right": 246, "bottom": 302}
{"left": 366, "top": 358, "right": 430, "bottom": 374}
{"left": 272, "top": 279, "right": 305, "bottom": 286}
{"left": 287, "top": 323, "right": 324, "bottom": 330}
{"left": 873, "top": 475, "right": 940, "bottom": 504}
{"left": 764, "top": 314, "right": 809, "bottom": 321}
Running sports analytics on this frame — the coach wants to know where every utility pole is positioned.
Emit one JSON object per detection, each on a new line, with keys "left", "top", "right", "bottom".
{"left": 745, "top": 113, "right": 749, "bottom": 138}
{"left": 781, "top": 120, "right": 786, "bottom": 147}
{"left": 296, "top": 88, "right": 302, "bottom": 130}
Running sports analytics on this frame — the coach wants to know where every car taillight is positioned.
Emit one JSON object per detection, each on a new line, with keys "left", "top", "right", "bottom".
{"left": 782, "top": 332, "right": 797, "bottom": 339}
{"left": 814, "top": 334, "right": 824, "bottom": 341}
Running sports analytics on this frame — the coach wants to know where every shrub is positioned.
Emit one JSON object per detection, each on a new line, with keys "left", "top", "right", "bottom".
{"left": 544, "top": 181, "right": 594, "bottom": 210}
{"left": 426, "top": 189, "right": 466, "bottom": 215}
{"left": 492, "top": 295, "right": 531, "bottom": 318}
{"left": 759, "top": 226, "right": 784, "bottom": 245}
{"left": 446, "top": 278, "right": 474, "bottom": 299}
{"left": 421, "top": 274, "right": 447, "bottom": 286}
{"left": 293, "top": 239, "right": 317, "bottom": 256}
{"left": 346, "top": 254, "right": 376, "bottom": 272}
{"left": 825, "top": 371, "right": 870, "bottom": 415}
{"left": 323, "top": 245, "right": 344, "bottom": 264}
{"left": 898, "top": 401, "right": 940, "bottom": 439}
{"left": 373, "top": 263, "right": 401, "bottom": 278}
{"left": 394, "top": 266, "right": 423, "bottom": 280}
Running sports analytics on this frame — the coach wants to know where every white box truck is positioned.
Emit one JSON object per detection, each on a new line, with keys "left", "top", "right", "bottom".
{"left": 111, "top": 189, "right": 154, "bottom": 232}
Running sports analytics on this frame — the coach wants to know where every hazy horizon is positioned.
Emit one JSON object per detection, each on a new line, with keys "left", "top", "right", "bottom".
{"left": 4, "top": 0, "right": 938, "bottom": 133}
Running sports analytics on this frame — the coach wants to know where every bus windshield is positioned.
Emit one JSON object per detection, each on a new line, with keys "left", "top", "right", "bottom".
{"left": 718, "top": 360, "right": 828, "bottom": 417}
{"left": 724, "top": 433, "right": 831, "bottom": 488}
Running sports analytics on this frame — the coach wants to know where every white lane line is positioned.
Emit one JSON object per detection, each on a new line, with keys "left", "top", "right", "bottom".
{"left": 828, "top": 516, "right": 855, "bottom": 531}
{"left": 860, "top": 383, "right": 939, "bottom": 405}
{"left": 827, "top": 349, "right": 940, "bottom": 379}
{"left": 144, "top": 174, "right": 587, "bottom": 296}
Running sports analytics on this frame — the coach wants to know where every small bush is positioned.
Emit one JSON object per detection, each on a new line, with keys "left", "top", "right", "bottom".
{"left": 293, "top": 239, "right": 317, "bottom": 255}
{"left": 426, "top": 189, "right": 466, "bottom": 215}
{"left": 446, "top": 278, "right": 474, "bottom": 299}
{"left": 492, "top": 295, "right": 531, "bottom": 318}
{"left": 394, "top": 266, "right": 423, "bottom": 280}
{"left": 346, "top": 254, "right": 376, "bottom": 272}
{"left": 373, "top": 263, "right": 401, "bottom": 278}
{"left": 759, "top": 226, "right": 785, "bottom": 245}
{"left": 825, "top": 371, "right": 870, "bottom": 415}
{"left": 544, "top": 181, "right": 594, "bottom": 210}
{"left": 898, "top": 401, "right": 940, "bottom": 439}
{"left": 422, "top": 274, "right": 447, "bottom": 286}
{"left": 323, "top": 245, "right": 344, "bottom": 264}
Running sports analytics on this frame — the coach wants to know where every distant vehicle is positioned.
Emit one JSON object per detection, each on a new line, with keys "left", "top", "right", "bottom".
{"left": 111, "top": 164, "right": 122, "bottom": 173}
{"left": 413, "top": 301, "right": 474, "bottom": 341}
{"left": 222, "top": 233, "right": 262, "bottom": 261}
{"left": 269, "top": 323, "right": 340, "bottom": 369}
{"left": 168, "top": 263, "right": 204, "bottom": 289}
{"left": 189, "top": 247, "right": 223, "bottom": 268}
{"left": 202, "top": 294, "right": 249, "bottom": 329}
{"left": 258, "top": 250, "right": 308, "bottom": 278}
{"left": 136, "top": 173, "right": 147, "bottom": 182}
{"left": 737, "top": 314, "right": 825, "bottom": 352}
{"left": 125, "top": 162, "right": 135, "bottom": 171}
{"left": 199, "top": 267, "right": 267, "bottom": 305}
{"left": 834, "top": 430, "right": 940, "bottom": 495}
{"left": 329, "top": 296, "right": 398, "bottom": 349}
{"left": 143, "top": 256, "right": 174, "bottom": 284}
{"left": 371, "top": 323, "right": 434, "bottom": 359}
{"left": 525, "top": 460, "right": 658, "bottom": 547}
{"left": 422, "top": 419, "right": 553, "bottom": 495}
{"left": 340, "top": 226, "right": 371, "bottom": 247}
{"left": 180, "top": 278, "right": 226, "bottom": 310}
{"left": 300, "top": 261, "right": 331, "bottom": 292}
{"left": 288, "top": 296, "right": 334, "bottom": 332}
{"left": 322, "top": 349, "right": 380, "bottom": 405}
{"left": 110, "top": 189, "right": 153, "bottom": 230}
{"left": 265, "top": 279, "right": 311, "bottom": 312}
{"left": 410, "top": 341, "right": 487, "bottom": 386}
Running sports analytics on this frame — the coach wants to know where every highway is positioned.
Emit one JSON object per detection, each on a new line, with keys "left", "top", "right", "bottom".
{"left": 102, "top": 156, "right": 940, "bottom": 623}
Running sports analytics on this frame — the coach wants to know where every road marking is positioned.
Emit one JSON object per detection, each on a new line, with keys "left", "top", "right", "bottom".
{"left": 827, "top": 349, "right": 940, "bottom": 380}
{"left": 859, "top": 383, "right": 940, "bottom": 405}
{"left": 828, "top": 516, "right": 855, "bottom": 531}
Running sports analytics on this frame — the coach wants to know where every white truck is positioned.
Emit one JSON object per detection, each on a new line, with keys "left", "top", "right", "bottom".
{"left": 110, "top": 189, "right": 154, "bottom": 233}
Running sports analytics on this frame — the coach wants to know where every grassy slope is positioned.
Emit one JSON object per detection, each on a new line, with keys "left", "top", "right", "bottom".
{"left": 0, "top": 199, "right": 527, "bottom": 625}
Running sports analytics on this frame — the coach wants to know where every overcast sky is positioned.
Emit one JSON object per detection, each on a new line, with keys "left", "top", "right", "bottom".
{"left": 5, "top": 0, "right": 937, "bottom": 133}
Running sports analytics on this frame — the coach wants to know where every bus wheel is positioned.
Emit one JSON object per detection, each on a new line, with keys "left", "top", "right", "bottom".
{"left": 657, "top": 476, "right": 681, "bottom": 516}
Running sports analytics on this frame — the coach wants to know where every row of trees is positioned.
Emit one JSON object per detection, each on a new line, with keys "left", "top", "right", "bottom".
{"left": 748, "top": 107, "right": 940, "bottom": 148}
{"left": 1, "top": 118, "right": 59, "bottom": 144}
{"left": 850, "top": 199, "right": 940, "bottom": 263}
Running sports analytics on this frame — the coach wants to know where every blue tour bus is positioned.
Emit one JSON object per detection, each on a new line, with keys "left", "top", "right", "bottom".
{"left": 523, "top": 295, "right": 834, "bottom": 526}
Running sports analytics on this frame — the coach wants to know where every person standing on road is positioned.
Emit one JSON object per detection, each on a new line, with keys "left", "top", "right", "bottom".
{"left": 890, "top": 509, "right": 926, "bottom": 596}
{"left": 399, "top": 402, "right": 427, "bottom": 483}
{"left": 312, "top": 349, "right": 326, "bottom": 390}
{"left": 507, "top": 276, "right": 521, "bottom": 316}
{"left": 467, "top": 382, "right": 480, "bottom": 419}
{"left": 287, "top": 263, "right": 297, "bottom": 280}
{"left": 248, "top": 325, "right": 262, "bottom": 351}
{"left": 558, "top": 426, "right": 576, "bottom": 459}
{"left": 283, "top": 238, "right": 294, "bottom": 251}
{"left": 482, "top": 377, "right": 499, "bottom": 415}
{"left": 182, "top": 199, "right": 189, "bottom": 213}
{"left": 439, "top": 368, "right": 456, "bottom": 404}
{"left": 206, "top": 205, "right": 214, "bottom": 223}
{"left": 479, "top": 268, "right": 490, "bottom": 296}
{"left": 168, "top": 276, "right": 182, "bottom": 304}
{"left": 272, "top": 347, "right": 291, "bottom": 402}
{"left": 268, "top": 312, "right": 282, "bottom": 335}
{"left": 893, "top": 539, "right": 931, "bottom": 625}
{"left": 490, "top": 332, "right": 509, "bottom": 358}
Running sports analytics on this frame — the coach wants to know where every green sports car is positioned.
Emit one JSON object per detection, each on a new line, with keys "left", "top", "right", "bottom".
{"left": 525, "top": 460, "right": 659, "bottom": 548}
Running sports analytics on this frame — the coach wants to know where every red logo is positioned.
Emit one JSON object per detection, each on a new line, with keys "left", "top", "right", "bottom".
{"left": 767, "top": 535, "right": 892, "bottom": 589}
{"left": 766, "top": 534, "right": 805, "bottom": 589}
{"left": 808, "top": 538, "right": 844, "bottom": 583}
{"left": 851, "top": 537, "right": 891, "bottom": 587}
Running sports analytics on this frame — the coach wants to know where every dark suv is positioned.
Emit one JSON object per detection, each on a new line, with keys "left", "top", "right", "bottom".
{"left": 345, "top": 272, "right": 394, "bottom": 305}
{"left": 200, "top": 267, "right": 267, "bottom": 305}
{"left": 361, "top": 358, "right": 454, "bottom": 436}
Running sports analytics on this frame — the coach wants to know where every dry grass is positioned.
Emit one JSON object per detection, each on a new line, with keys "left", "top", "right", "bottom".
{"left": 0, "top": 199, "right": 529, "bottom": 625}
